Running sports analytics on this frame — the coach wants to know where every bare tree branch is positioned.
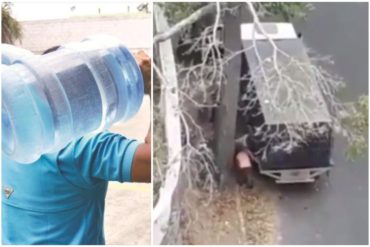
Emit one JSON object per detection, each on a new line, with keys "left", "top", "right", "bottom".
{"left": 153, "top": 3, "right": 216, "bottom": 44}
{"left": 154, "top": 2, "right": 355, "bottom": 243}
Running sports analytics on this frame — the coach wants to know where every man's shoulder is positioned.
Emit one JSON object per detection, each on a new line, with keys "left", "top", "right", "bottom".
{"left": 56, "top": 130, "right": 137, "bottom": 186}
{"left": 74, "top": 131, "right": 128, "bottom": 145}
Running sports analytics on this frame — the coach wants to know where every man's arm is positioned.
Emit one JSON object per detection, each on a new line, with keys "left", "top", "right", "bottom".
{"left": 57, "top": 51, "right": 152, "bottom": 187}
{"left": 57, "top": 132, "right": 143, "bottom": 188}
{"left": 131, "top": 126, "right": 151, "bottom": 182}
{"left": 131, "top": 51, "right": 152, "bottom": 182}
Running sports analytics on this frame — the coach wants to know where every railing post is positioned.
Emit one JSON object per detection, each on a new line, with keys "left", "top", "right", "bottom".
{"left": 214, "top": 8, "right": 244, "bottom": 187}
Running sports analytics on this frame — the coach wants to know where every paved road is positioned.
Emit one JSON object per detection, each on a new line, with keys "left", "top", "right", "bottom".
{"left": 276, "top": 3, "right": 368, "bottom": 244}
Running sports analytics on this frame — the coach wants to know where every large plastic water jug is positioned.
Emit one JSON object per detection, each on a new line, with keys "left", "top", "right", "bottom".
{"left": 2, "top": 44, "right": 33, "bottom": 65}
{"left": 2, "top": 36, "right": 144, "bottom": 163}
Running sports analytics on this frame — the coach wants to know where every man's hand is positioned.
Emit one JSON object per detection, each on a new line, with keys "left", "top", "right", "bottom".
{"left": 134, "top": 50, "right": 151, "bottom": 95}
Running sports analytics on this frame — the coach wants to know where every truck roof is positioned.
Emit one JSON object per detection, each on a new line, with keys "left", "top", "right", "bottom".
{"left": 240, "top": 23, "right": 331, "bottom": 125}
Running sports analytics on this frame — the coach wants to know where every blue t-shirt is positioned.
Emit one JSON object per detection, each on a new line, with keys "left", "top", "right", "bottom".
{"left": 2, "top": 131, "right": 140, "bottom": 244}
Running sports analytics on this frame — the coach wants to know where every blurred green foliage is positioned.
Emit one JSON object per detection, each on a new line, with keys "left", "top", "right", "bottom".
{"left": 344, "top": 95, "right": 368, "bottom": 159}
{"left": 2, "top": 2, "right": 22, "bottom": 44}
{"left": 156, "top": 2, "right": 207, "bottom": 25}
{"left": 157, "top": 2, "right": 313, "bottom": 25}
{"left": 255, "top": 2, "right": 314, "bottom": 21}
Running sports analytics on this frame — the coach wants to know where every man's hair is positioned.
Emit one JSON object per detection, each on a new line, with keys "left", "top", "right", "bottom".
{"left": 42, "top": 46, "right": 61, "bottom": 55}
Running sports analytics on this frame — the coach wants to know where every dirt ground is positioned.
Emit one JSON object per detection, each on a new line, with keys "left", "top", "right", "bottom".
{"left": 104, "top": 182, "right": 151, "bottom": 245}
{"left": 180, "top": 179, "right": 278, "bottom": 245}
{"left": 105, "top": 96, "right": 151, "bottom": 245}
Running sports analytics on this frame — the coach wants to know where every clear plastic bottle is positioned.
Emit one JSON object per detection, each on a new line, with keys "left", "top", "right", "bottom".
{"left": 2, "top": 43, "right": 33, "bottom": 65}
{"left": 2, "top": 36, "right": 144, "bottom": 163}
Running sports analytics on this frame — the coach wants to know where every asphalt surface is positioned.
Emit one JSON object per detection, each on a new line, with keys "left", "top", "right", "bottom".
{"left": 275, "top": 3, "right": 368, "bottom": 244}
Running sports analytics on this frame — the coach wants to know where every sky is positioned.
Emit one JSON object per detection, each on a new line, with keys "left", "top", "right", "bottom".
{"left": 10, "top": 2, "right": 151, "bottom": 21}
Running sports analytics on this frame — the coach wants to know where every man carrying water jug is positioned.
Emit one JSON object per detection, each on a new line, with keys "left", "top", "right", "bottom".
{"left": 2, "top": 41, "right": 151, "bottom": 245}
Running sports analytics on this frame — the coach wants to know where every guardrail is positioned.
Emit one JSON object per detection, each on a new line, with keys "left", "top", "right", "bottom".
{"left": 153, "top": 5, "right": 183, "bottom": 245}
